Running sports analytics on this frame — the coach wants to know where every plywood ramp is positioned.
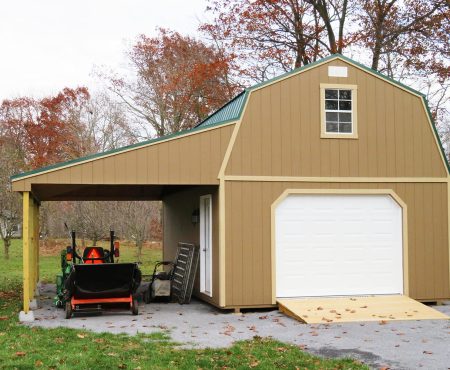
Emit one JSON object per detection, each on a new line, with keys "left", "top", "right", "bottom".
{"left": 277, "top": 296, "right": 449, "bottom": 324}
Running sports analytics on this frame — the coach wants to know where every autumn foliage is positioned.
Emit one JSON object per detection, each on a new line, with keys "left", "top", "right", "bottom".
{"left": 0, "top": 87, "right": 90, "bottom": 169}
{"left": 107, "top": 29, "right": 240, "bottom": 137}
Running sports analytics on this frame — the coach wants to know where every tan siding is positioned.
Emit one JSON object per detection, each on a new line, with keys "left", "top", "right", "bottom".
{"left": 12, "top": 125, "right": 234, "bottom": 192}
{"left": 225, "top": 181, "right": 450, "bottom": 307}
{"left": 224, "top": 60, "right": 447, "bottom": 178}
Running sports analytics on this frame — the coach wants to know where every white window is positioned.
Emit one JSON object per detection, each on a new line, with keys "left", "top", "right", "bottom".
{"left": 320, "top": 84, "right": 358, "bottom": 139}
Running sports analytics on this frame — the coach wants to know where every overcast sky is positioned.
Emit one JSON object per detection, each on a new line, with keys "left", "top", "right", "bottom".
{"left": 0, "top": 0, "right": 207, "bottom": 100}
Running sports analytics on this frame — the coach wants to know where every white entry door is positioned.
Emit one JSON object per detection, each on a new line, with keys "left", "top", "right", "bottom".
{"left": 275, "top": 194, "right": 403, "bottom": 298}
{"left": 200, "top": 194, "right": 212, "bottom": 296}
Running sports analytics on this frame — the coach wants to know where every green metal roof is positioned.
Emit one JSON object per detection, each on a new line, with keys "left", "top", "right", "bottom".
{"left": 11, "top": 54, "right": 449, "bottom": 181}
{"left": 196, "top": 91, "right": 247, "bottom": 128}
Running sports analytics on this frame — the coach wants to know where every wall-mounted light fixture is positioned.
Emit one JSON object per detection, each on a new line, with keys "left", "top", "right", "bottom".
{"left": 191, "top": 209, "right": 200, "bottom": 225}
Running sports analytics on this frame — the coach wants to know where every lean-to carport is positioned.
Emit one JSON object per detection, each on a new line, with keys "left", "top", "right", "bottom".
{"left": 11, "top": 121, "right": 236, "bottom": 320}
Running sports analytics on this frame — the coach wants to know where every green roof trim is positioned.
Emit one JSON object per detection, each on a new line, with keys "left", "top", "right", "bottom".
{"left": 11, "top": 117, "right": 236, "bottom": 181}
{"left": 196, "top": 91, "right": 247, "bottom": 128}
{"left": 11, "top": 54, "right": 449, "bottom": 181}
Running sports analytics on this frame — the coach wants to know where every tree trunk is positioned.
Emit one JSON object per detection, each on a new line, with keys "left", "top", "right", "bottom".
{"left": 3, "top": 238, "right": 10, "bottom": 260}
{"left": 136, "top": 240, "right": 143, "bottom": 263}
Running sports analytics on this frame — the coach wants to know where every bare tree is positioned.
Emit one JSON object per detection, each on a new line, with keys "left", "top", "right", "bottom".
{"left": 117, "top": 201, "right": 160, "bottom": 262}
{"left": 0, "top": 142, "right": 23, "bottom": 259}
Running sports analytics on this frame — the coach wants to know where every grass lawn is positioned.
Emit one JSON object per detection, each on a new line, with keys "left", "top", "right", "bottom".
{"left": 0, "top": 240, "right": 368, "bottom": 369}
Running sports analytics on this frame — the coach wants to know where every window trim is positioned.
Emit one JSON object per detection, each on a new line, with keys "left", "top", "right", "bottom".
{"left": 320, "top": 83, "right": 358, "bottom": 139}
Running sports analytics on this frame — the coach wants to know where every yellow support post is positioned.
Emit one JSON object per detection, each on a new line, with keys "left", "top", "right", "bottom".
{"left": 22, "top": 192, "right": 30, "bottom": 314}
{"left": 34, "top": 201, "right": 40, "bottom": 286}
{"left": 29, "top": 198, "right": 34, "bottom": 299}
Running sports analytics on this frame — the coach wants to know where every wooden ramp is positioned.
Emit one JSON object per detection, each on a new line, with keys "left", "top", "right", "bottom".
{"left": 278, "top": 296, "right": 449, "bottom": 324}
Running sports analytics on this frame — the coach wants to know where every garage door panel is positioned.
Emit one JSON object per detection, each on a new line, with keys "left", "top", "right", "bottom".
{"left": 276, "top": 194, "right": 403, "bottom": 298}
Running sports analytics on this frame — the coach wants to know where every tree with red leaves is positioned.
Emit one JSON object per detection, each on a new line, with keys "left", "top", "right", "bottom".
{"left": 0, "top": 87, "right": 90, "bottom": 168}
{"left": 106, "top": 29, "right": 240, "bottom": 137}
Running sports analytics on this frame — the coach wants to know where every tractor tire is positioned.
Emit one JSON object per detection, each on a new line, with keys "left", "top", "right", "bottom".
{"left": 131, "top": 297, "right": 139, "bottom": 315}
{"left": 65, "top": 302, "right": 72, "bottom": 319}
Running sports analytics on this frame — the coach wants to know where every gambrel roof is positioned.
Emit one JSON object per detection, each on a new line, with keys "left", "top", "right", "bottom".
{"left": 11, "top": 54, "right": 449, "bottom": 183}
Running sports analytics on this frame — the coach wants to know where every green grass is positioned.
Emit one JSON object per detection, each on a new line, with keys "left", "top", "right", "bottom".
{"left": 0, "top": 240, "right": 369, "bottom": 369}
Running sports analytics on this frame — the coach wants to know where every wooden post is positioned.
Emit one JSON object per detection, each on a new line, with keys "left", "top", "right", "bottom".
{"left": 29, "top": 198, "right": 34, "bottom": 299}
{"left": 34, "top": 201, "right": 39, "bottom": 286}
{"left": 22, "top": 192, "right": 30, "bottom": 313}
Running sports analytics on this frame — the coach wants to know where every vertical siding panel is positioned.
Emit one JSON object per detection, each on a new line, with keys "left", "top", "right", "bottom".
{"left": 200, "top": 132, "right": 209, "bottom": 183}
{"left": 281, "top": 80, "right": 292, "bottom": 176}
{"left": 115, "top": 154, "right": 126, "bottom": 183}
{"left": 299, "top": 71, "right": 311, "bottom": 175}
{"left": 178, "top": 137, "right": 189, "bottom": 182}
{"left": 167, "top": 141, "right": 179, "bottom": 184}
{"left": 70, "top": 165, "right": 82, "bottom": 184}
{"left": 433, "top": 184, "right": 443, "bottom": 298}
{"left": 136, "top": 147, "right": 148, "bottom": 184}
{"left": 225, "top": 182, "right": 234, "bottom": 304}
{"left": 81, "top": 162, "right": 93, "bottom": 184}
{"left": 385, "top": 85, "right": 396, "bottom": 177}
{"left": 352, "top": 72, "right": 370, "bottom": 176}
{"left": 147, "top": 146, "right": 159, "bottom": 183}
{"left": 375, "top": 79, "right": 387, "bottom": 176}
{"left": 443, "top": 184, "right": 450, "bottom": 296}
{"left": 418, "top": 98, "right": 432, "bottom": 177}
{"left": 252, "top": 181, "right": 264, "bottom": 303}
{"left": 423, "top": 184, "right": 435, "bottom": 298}
{"left": 271, "top": 83, "right": 282, "bottom": 175}
{"left": 404, "top": 95, "right": 415, "bottom": 176}
{"left": 103, "top": 157, "right": 114, "bottom": 183}
{"left": 290, "top": 74, "right": 301, "bottom": 176}
{"left": 232, "top": 182, "right": 243, "bottom": 305}
{"left": 92, "top": 159, "right": 103, "bottom": 183}
{"left": 412, "top": 97, "right": 424, "bottom": 178}
{"left": 158, "top": 143, "right": 169, "bottom": 184}
{"left": 366, "top": 74, "right": 377, "bottom": 176}
{"left": 124, "top": 151, "right": 137, "bottom": 184}
{"left": 260, "top": 90, "right": 272, "bottom": 176}
{"left": 251, "top": 93, "right": 262, "bottom": 176}
{"left": 415, "top": 184, "right": 425, "bottom": 297}
{"left": 394, "top": 88, "right": 406, "bottom": 177}
{"left": 309, "top": 68, "right": 321, "bottom": 176}
{"left": 242, "top": 182, "right": 253, "bottom": 305}
{"left": 262, "top": 183, "right": 273, "bottom": 303}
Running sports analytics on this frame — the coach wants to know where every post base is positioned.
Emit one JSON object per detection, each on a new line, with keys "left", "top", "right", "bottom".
{"left": 29, "top": 299, "right": 39, "bottom": 310}
{"left": 19, "top": 310, "right": 35, "bottom": 322}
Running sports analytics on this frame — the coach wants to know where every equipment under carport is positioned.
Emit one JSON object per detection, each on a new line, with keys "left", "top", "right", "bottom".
{"left": 144, "top": 243, "right": 199, "bottom": 304}
{"left": 55, "top": 228, "right": 141, "bottom": 318}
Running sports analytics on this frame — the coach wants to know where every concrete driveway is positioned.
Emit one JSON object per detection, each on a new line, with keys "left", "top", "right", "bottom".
{"left": 28, "top": 284, "right": 450, "bottom": 370}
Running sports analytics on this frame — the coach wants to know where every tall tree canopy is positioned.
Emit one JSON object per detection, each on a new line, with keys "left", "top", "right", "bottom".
{"left": 201, "top": 0, "right": 353, "bottom": 81}
{"left": 106, "top": 29, "right": 240, "bottom": 137}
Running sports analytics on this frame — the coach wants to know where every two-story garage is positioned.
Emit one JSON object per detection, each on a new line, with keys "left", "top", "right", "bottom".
{"left": 12, "top": 54, "right": 450, "bottom": 319}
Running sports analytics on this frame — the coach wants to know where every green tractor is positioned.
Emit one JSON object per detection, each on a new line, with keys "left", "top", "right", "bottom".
{"left": 54, "top": 226, "right": 141, "bottom": 318}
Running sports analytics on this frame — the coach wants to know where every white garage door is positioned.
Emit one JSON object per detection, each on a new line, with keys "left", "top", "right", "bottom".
{"left": 275, "top": 194, "right": 403, "bottom": 298}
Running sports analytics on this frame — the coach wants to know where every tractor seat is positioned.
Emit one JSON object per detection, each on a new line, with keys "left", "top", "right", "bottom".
{"left": 83, "top": 247, "right": 106, "bottom": 264}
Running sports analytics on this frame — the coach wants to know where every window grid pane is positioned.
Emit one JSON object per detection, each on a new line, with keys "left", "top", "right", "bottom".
{"left": 325, "top": 88, "right": 353, "bottom": 134}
